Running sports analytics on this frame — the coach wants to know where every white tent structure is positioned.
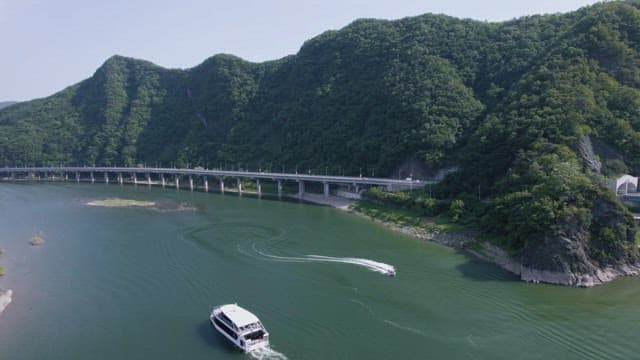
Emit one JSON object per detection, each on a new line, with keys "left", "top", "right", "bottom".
{"left": 610, "top": 174, "right": 638, "bottom": 194}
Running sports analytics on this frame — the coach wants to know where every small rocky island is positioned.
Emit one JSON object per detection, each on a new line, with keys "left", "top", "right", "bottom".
{"left": 29, "top": 236, "right": 45, "bottom": 246}
{"left": 87, "top": 198, "right": 156, "bottom": 208}
{"left": 86, "top": 198, "right": 196, "bottom": 212}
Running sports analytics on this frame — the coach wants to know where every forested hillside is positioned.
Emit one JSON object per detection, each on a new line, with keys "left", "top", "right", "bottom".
{"left": 0, "top": 102, "right": 16, "bottom": 110}
{"left": 2, "top": 1, "right": 640, "bottom": 284}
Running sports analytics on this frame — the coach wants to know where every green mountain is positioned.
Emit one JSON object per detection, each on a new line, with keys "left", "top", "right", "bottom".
{"left": 2, "top": 0, "right": 640, "bottom": 285}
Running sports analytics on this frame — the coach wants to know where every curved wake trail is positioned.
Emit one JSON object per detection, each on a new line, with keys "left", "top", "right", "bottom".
{"left": 249, "top": 346, "right": 288, "bottom": 360}
{"left": 306, "top": 255, "right": 396, "bottom": 276}
{"left": 248, "top": 245, "right": 396, "bottom": 276}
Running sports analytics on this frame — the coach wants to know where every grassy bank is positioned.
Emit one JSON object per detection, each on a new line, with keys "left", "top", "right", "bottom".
{"left": 351, "top": 200, "right": 468, "bottom": 234}
{"left": 351, "top": 201, "right": 421, "bottom": 227}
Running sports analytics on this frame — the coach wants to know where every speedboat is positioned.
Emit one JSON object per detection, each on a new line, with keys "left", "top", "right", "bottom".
{"left": 387, "top": 268, "right": 396, "bottom": 277}
{"left": 210, "top": 304, "right": 269, "bottom": 352}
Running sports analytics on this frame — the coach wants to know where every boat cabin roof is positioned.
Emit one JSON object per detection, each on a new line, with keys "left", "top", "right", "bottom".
{"left": 219, "top": 304, "right": 261, "bottom": 328}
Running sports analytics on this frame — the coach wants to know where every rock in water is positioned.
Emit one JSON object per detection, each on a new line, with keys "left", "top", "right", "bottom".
{"left": 30, "top": 236, "right": 45, "bottom": 246}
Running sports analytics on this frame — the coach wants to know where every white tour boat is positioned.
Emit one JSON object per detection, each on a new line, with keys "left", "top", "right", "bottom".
{"left": 210, "top": 304, "right": 270, "bottom": 352}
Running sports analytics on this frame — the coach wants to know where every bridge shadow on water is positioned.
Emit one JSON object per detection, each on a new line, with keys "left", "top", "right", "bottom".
{"left": 196, "top": 320, "right": 239, "bottom": 354}
{"left": 455, "top": 253, "right": 520, "bottom": 283}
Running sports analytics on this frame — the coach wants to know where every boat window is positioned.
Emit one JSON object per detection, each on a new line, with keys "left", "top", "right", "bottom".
{"left": 214, "top": 317, "right": 238, "bottom": 339}
{"left": 244, "top": 330, "right": 265, "bottom": 341}
{"left": 219, "top": 313, "right": 237, "bottom": 330}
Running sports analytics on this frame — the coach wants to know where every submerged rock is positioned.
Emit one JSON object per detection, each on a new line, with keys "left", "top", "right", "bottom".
{"left": 151, "top": 201, "right": 197, "bottom": 212}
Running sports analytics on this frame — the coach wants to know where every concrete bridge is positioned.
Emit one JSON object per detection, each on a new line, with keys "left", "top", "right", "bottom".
{"left": 0, "top": 166, "right": 431, "bottom": 198}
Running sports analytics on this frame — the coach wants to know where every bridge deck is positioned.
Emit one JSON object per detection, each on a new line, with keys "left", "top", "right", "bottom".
{"left": 0, "top": 167, "right": 431, "bottom": 188}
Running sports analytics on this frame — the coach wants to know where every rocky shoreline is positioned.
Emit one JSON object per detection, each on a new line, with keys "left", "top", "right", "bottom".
{"left": 0, "top": 289, "right": 12, "bottom": 316}
{"left": 346, "top": 206, "right": 640, "bottom": 287}
{"left": 465, "top": 241, "right": 640, "bottom": 287}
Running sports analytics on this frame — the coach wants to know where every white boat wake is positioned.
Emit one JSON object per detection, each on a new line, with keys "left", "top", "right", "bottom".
{"left": 249, "top": 346, "right": 288, "bottom": 360}
{"left": 306, "top": 255, "right": 396, "bottom": 276}
{"left": 246, "top": 244, "right": 396, "bottom": 276}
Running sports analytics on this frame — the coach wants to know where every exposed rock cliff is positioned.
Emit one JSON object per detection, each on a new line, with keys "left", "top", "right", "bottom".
{"left": 473, "top": 194, "right": 640, "bottom": 286}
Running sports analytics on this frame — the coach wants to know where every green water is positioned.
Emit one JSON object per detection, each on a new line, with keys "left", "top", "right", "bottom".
{"left": 0, "top": 183, "right": 639, "bottom": 359}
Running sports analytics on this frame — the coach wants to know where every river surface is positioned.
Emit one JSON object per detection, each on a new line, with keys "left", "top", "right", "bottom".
{"left": 0, "top": 183, "right": 639, "bottom": 359}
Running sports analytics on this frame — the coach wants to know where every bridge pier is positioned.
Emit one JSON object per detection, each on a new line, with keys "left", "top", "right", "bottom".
{"left": 175, "top": 175, "right": 180, "bottom": 190}
{"left": 324, "top": 182, "right": 329, "bottom": 197}
{"left": 161, "top": 174, "right": 166, "bottom": 188}
{"left": 220, "top": 179, "right": 225, "bottom": 193}
{"left": 64, "top": 173, "right": 68, "bottom": 182}
{"left": 277, "top": 180, "right": 282, "bottom": 197}
{"left": 131, "top": 173, "right": 137, "bottom": 186}
{"left": 204, "top": 177, "right": 209, "bottom": 192}
{"left": 75, "top": 172, "right": 80, "bottom": 183}
{"left": 237, "top": 178, "right": 242, "bottom": 195}
{"left": 256, "top": 179, "right": 262, "bottom": 197}
{"left": 298, "top": 180, "right": 305, "bottom": 196}
{"left": 189, "top": 176, "right": 194, "bottom": 191}
{"left": 146, "top": 174, "right": 151, "bottom": 187}
{"left": 117, "top": 173, "right": 123, "bottom": 185}
{"left": 90, "top": 172, "right": 95, "bottom": 184}
{"left": 104, "top": 172, "right": 109, "bottom": 184}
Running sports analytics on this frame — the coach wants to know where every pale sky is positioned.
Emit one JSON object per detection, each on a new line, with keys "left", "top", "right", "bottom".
{"left": 2, "top": 0, "right": 600, "bottom": 101}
